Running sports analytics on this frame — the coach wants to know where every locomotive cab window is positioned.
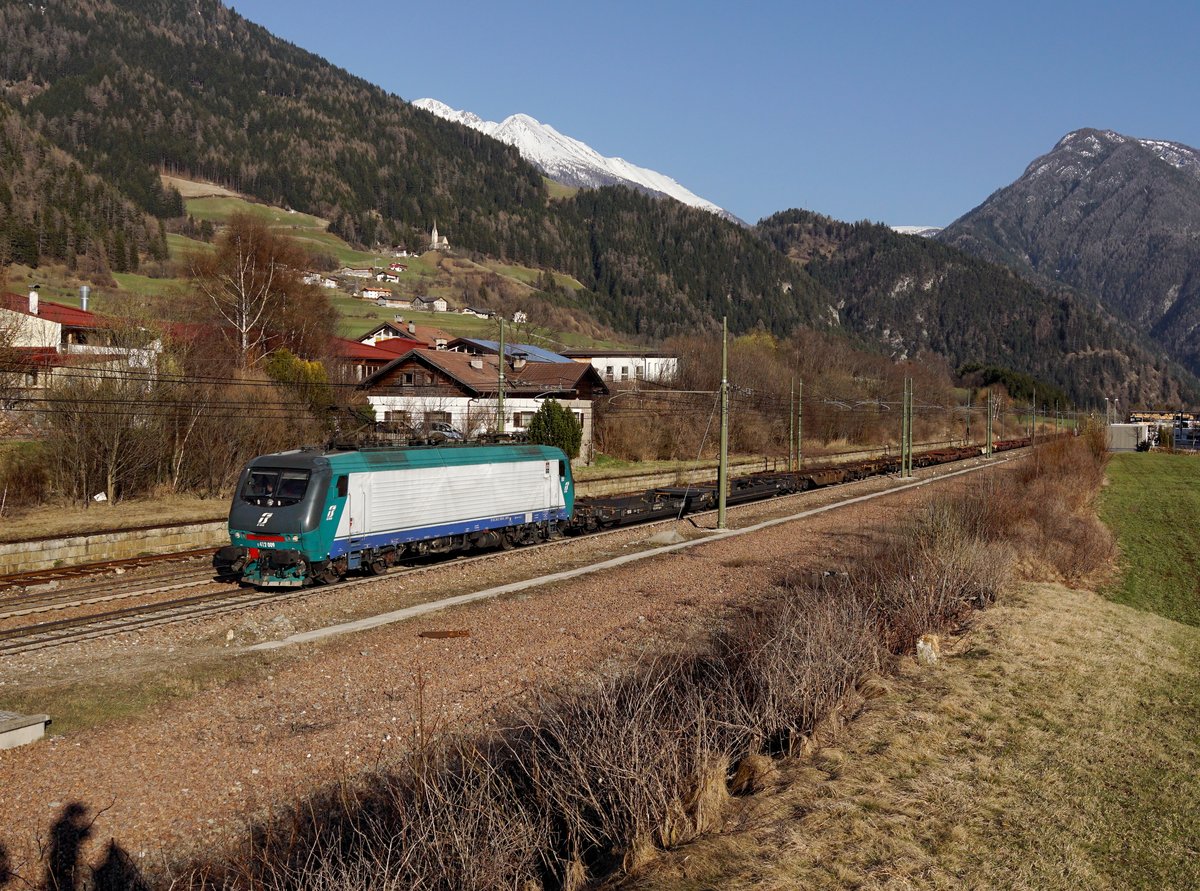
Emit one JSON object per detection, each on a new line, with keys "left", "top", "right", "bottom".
{"left": 241, "top": 469, "right": 311, "bottom": 507}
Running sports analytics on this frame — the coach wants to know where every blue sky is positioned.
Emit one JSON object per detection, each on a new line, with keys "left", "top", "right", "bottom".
{"left": 230, "top": 0, "right": 1200, "bottom": 226}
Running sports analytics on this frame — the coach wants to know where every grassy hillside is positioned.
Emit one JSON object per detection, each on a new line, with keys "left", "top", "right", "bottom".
{"left": 1098, "top": 451, "right": 1200, "bottom": 626}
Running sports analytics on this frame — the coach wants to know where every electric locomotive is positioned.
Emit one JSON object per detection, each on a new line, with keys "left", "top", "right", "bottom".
{"left": 214, "top": 443, "right": 574, "bottom": 587}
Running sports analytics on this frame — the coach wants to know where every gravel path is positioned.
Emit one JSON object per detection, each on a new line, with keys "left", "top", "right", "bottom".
{"left": 0, "top": 456, "right": 1017, "bottom": 876}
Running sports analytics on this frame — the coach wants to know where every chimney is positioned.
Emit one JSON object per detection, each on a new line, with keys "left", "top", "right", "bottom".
{"left": 470, "top": 357, "right": 483, "bottom": 370}
{"left": 79, "top": 285, "right": 90, "bottom": 312}
{"left": 511, "top": 352, "right": 528, "bottom": 371}
{"left": 408, "top": 321, "right": 416, "bottom": 335}
{"left": 28, "top": 286, "right": 39, "bottom": 316}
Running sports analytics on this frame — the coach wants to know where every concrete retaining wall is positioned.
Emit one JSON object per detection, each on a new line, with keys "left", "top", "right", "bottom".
{"left": 0, "top": 521, "right": 228, "bottom": 576}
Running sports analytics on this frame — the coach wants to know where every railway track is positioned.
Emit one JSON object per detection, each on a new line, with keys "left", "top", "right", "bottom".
{"left": 0, "top": 449, "right": 1024, "bottom": 657}
{"left": 0, "top": 558, "right": 216, "bottom": 620}
{"left": 0, "top": 547, "right": 217, "bottom": 595}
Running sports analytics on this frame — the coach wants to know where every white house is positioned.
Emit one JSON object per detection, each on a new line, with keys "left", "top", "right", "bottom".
{"left": 361, "top": 286, "right": 394, "bottom": 301}
{"left": 559, "top": 348, "right": 679, "bottom": 384}
{"left": 0, "top": 289, "right": 161, "bottom": 390}
{"left": 302, "top": 272, "right": 338, "bottom": 289}
{"left": 412, "top": 295, "right": 448, "bottom": 312}
{"left": 375, "top": 271, "right": 401, "bottom": 283}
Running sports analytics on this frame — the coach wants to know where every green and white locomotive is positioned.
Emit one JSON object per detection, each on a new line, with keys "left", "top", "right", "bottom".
{"left": 214, "top": 444, "right": 574, "bottom": 587}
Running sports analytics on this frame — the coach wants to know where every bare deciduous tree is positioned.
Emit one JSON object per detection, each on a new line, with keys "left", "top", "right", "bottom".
{"left": 190, "top": 214, "right": 322, "bottom": 367}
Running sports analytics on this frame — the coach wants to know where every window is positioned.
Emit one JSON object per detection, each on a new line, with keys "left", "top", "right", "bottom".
{"left": 621, "top": 366, "right": 630, "bottom": 380}
{"left": 240, "top": 468, "right": 311, "bottom": 507}
{"left": 401, "top": 372, "right": 415, "bottom": 386}
{"left": 384, "top": 410, "right": 410, "bottom": 430}
{"left": 512, "top": 411, "right": 531, "bottom": 428}
{"left": 426, "top": 410, "right": 452, "bottom": 425}
{"left": 605, "top": 365, "right": 614, "bottom": 380}
{"left": 573, "top": 410, "right": 585, "bottom": 428}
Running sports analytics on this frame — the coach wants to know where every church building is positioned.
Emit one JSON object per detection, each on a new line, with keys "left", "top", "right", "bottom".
{"left": 429, "top": 221, "right": 450, "bottom": 251}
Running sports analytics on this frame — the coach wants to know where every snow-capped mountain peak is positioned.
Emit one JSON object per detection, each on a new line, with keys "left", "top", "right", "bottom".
{"left": 413, "top": 98, "right": 737, "bottom": 223}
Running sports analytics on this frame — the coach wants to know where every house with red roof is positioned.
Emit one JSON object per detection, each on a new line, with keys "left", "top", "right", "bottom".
{"left": 1, "top": 289, "right": 160, "bottom": 390}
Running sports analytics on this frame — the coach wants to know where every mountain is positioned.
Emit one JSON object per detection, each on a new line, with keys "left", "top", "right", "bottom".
{"left": 890, "top": 226, "right": 943, "bottom": 237}
{"left": 0, "top": 0, "right": 821, "bottom": 339}
{"left": 0, "top": 0, "right": 549, "bottom": 255}
{"left": 759, "top": 209, "right": 1195, "bottom": 406}
{"left": 939, "top": 128, "right": 1200, "bottom": 375}
{"left": 1, "top": 2, "right": 1188, "bottom": 404}
{"left": 413, "top": 99, "right": 738, "bottom": 223}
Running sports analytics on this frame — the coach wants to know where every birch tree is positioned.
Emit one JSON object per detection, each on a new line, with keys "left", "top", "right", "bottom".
{"left": 190, "top": 214, "right": 316, "bottom": 367}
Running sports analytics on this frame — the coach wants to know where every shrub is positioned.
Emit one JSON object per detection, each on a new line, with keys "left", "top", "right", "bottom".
{"left": 527, "top": 400, "right": 583, "bottom": 459}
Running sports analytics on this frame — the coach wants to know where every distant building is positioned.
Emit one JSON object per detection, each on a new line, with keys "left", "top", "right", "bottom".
{"left": 428, "top": 221, "right": 450, "bottom": 252}
{"left": 412, "top": 295, "right": 448, "bottom": 313}
{"left": 0, "top": 289, "right": 161, "bottom": 391}
{"left": 559, "top": 348, "right": 679, "bottom": 384}
{"left": 358, "top": 348, "right": 609, "bottom": 451}
{"left": 339, "top": 266, "right": 374, "bottom": 279}
{"left": 302, "top": 272, "right": 338, "bottom": 289}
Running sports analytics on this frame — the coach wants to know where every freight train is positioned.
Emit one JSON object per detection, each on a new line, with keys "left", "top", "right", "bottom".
{"left": 215, "top": 438, "right": 1029, "bottom": 588}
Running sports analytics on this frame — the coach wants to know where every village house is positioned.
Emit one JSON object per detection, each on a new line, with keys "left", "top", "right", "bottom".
{"left": 447, "top": 337, "right": 574, "bottom": 365}
{"left": 338, "top": 266, "right": 374, "bottom": 279}
{"left": 358, "top": 320, "right": 453, "bottom": 350}
{"left": 360, "top": 285, "right": 393, "bottom": 301}
{"left": 374, "top": 271, "right": 401, "bottom": 284}
{"left": 357, "top": 347, "right": 608, "bottom": 452}
{"left": 302, "top": 272, "right": 338, "bottom": 289}
{"left": 459, "top": 305, "right": 494, "bottom": 319}
{"left": 0, "top": 289, "right": 161, "bottom": 392}
{"left": 411, "top": 295, "right": 448, "bottom": 313}
{"left": 559, "top": 348, "right": 680, "bottom": 384}
{"left": 330, "top": 337, "right": 399, "bottom": 382}
{"left": 388, "top": 263, "right": 409, "bottom": 273}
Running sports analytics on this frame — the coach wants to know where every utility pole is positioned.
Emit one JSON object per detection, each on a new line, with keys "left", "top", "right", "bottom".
{"left": 906, "top": 377, "right": 914, "bottom": 477}
{"left": 789, "top": 377, "right": 795, "bottom": 472}
{"left": 986, "top": 390, "right": 993, "bottom": 458}
{"left": 798, "top": 379, "right": 803, "bottom": 471}
{"left": 966, "top": 391, "right": 972, "bottom": 446}
{"left": 497, "top": 318, "right": 506, "bottom": 435}
{"left": 718, "top": 317, "right": 729, "bottom": 529}
{"left": 901, "top": 377, "right": 913, "bottom": 477}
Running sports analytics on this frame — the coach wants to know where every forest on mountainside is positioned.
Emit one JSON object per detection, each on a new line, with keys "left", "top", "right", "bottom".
{"left": 0, "top": 100, "right": 167, "bottom": 273}
{"left": 757, "top": 209, "right": 1197, "bottom": 406}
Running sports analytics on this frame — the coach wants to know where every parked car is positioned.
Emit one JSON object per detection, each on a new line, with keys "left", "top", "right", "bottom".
{"left": 429, "top": 421, "right": 463, "bottom": 441}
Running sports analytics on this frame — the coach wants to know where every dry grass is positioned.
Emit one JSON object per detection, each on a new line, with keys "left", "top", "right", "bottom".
{"left": 0, "top": 493, "right": 227, "bottom": 542}
{"left": 628, "top": 583, "right": 1200, "bottom": 890}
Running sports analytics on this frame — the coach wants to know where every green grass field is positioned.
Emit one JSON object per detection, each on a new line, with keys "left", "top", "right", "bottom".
{"left": 1098, "top": 451, "right": 1200, "bottom": 626}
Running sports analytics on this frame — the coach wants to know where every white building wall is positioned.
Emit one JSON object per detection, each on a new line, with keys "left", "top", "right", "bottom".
{"left": 584, "top": 355, "right": 678, "bottom": 383}
{"left": 0, "top": 307, "right": 61, "bottom": 348}
{"left": 367, "top": 394, "right": 595, "bottom": 456}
